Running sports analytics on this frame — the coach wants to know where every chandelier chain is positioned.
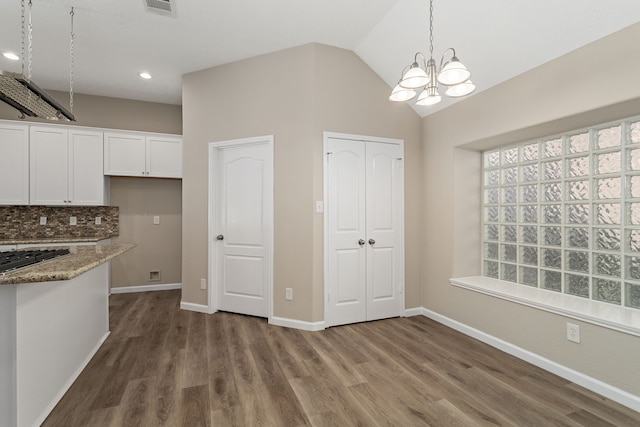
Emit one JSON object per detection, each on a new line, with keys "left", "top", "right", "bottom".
{"left": 27, "top": 0, "right": 32, "bottom": 82}
{"left": 20, "top": 0, "right": 25, "bottom": 76}
{"left": 429, "top": 0, "right": 434, "bottom": 59}
{"left": 69, "top": 7, "right": 74, "bottom": 112}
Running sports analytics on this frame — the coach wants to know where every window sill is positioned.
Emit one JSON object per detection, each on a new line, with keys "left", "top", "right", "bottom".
{"left": 450, "top": 276, "right": 640, "bottom": 337}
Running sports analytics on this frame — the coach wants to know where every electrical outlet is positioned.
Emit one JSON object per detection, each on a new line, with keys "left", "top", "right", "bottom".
{"left": 285, "top": 288, "right": 293, "bottom": 300}
{"left": 200, "top": 279, "right": 207, "bottom": 290}
{"left": 567, "top": 323, "right": 580, "bottom": 343}
{"left": 95, "top": 216, "right": 102, "bottom": 225}
{"left": 153, "top": 216, "right": 160, "bottom": 225}
{"left": 40, "top": 216, "right": 47, "bottom": 225}
{"left": 69, "top": 216, "right": 77, "bottom": 226}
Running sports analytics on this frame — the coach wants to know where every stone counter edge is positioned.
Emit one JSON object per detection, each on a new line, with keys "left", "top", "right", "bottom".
{"left": 0, "top": 243, "right": 136, "bottom": 285}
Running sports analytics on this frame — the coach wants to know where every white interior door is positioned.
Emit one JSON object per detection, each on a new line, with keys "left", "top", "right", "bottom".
{"left": 211, "top": 137, "right": 273, "bottom": 318}
{"left": 325, "top": 134, "right": 404, "bottom": 328}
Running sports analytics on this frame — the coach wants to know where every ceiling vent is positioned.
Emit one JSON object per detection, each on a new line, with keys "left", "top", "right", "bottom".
{"left": 144, "top": 0, "right": 176, "bottom": 17}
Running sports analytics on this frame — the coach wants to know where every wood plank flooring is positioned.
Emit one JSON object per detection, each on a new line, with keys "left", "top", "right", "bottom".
{"left": 42, "top": 290, "right": 640, "bottom": 426}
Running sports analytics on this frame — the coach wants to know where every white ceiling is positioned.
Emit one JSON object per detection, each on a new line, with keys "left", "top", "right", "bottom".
{"left": 1, "top": 0, "right": 640, "bottom": 117}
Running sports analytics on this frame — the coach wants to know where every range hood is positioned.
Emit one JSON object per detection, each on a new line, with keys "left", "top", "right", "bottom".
{"left": 0, "top": 70, "right": 76, "bottom": 121}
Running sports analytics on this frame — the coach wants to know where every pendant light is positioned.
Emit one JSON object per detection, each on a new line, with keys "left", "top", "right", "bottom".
{"left": 389, "top": 0, "right": 475, "bottom": 105}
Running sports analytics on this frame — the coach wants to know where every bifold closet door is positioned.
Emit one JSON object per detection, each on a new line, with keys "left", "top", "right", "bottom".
{"left": 326, "top": 137, "right": 403, "bottom": 327}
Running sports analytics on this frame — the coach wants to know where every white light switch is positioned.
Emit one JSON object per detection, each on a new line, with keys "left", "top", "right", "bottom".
{"left": 315, "top": 201, "right": 324, "bottom": 213}
{"left": 70, "top": 216, "right": 77, "bottom": 226}
{"left": 153, "top": 216, "right": 160, "bottom": 225}
{"left": 40, "top": 216, "right": 47, "bottom": 225}
{"left": 95, "top": 216, "right": 102, "bottom": 225}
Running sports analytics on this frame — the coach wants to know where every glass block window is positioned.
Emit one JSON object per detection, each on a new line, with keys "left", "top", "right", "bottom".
{"left": 482, "top": 117, "right": 640, "bottom": 309}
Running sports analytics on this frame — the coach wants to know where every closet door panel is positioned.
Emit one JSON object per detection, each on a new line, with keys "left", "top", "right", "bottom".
{"left": 326, "top": 139, "right": 367, "bottom": 327}
{"left": 365, "top": 142, "right": 404, "bottom": 321}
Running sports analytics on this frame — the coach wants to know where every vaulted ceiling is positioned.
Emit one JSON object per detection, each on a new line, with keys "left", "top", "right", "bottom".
{"left": 1, "top": 0, "right": 639, "bottom": 117}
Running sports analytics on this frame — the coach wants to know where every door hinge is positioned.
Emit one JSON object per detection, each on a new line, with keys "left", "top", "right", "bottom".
{"left": 326, "top": 152, "right": 333, "bottom": 162}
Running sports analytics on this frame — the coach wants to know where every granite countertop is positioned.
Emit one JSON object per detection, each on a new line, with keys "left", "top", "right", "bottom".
{"left": 0, "top": 235, "right": 113, "bottom": 245}
{"left": 0, "top": 243, "right": 135, "bottom": 285}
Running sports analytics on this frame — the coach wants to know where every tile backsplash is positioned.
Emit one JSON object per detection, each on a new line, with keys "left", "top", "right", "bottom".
{"left": 0, "top": 206, "right": 119, "bottom": 240}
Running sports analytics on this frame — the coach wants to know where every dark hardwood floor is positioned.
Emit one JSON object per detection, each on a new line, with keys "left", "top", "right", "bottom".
{"left": 42, "top": 290, "right": 640, "bottom": 426}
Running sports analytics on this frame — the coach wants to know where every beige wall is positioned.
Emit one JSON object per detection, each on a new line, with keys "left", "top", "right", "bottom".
{"left": 0, "top": 92, "right": 183, "bottom": 289}
{"left": 110, "top": 177, "right": 182, "bottom": 288}
{"left": 312, "top": 44, "right": 423, "bottom": 320}
{"left": 0, "top": 90, "right": 181, "bottom": 134}
{"left": 182, "top": 43, "right": 422, "bottom": 321}
{"left": 422, "top": 23, "right": 640, "bottom": 396}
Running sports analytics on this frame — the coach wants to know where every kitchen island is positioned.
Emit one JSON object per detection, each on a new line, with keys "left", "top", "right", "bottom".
{"left": 0, "top": 243, "right": 134, "bottom": 427}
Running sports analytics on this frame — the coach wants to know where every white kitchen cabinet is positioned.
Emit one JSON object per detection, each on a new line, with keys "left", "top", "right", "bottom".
{"left": 146, "top": 135, "right": 182, "bottom": 178}
{"left": 68, "top": 130, "right": 106, "bottom": 205}
{"left": 104, "top": 132, "right": 182, "bottom": 178}
{"left": 30, "top": 127, "right": 105, "bottom": 206}
{"left": 102, "top": 132, "right": 146, "bottom": 177}
{"left": 0, "top": 123, "right": 29, "bottom": 205}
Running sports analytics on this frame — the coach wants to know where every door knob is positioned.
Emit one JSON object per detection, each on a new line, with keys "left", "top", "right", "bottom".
{"left": 368, "top": 239, "right": 376, "bottom": 245}
{"left": 358, "top": 239, "right": 365, "bottom": 246}
{"left": 216, "top": 234, "right": 224, "bottom": 240}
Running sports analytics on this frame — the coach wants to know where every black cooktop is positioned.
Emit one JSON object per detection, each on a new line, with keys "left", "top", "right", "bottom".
{"left": 0, "top": 249, "right": 70, "bottom": 274}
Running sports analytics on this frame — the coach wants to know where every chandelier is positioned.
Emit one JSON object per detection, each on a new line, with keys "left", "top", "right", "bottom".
{"left": 389, "top": 0, "right": 475, "bottom": 106}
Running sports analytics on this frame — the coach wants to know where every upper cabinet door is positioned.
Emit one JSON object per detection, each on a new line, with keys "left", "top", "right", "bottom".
{"left": 0, "top": 123, "right": 29, "bottom": 205}
{"left": 30, "top": 126, "right": 69, "bottom": 206}
{"left": 146, "top": 135, "right": 182, "bottom": 178}
{"left": 103, "top": 132, "right": 146, "bottom": 177}
{"left": 69, "top": 130, "right": 104, "bottom": 205}
{"left": 103, "top": 132, "right": 182, "bottom": 178}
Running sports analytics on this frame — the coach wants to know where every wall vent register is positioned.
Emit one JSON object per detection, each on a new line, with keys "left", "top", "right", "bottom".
{"left": 144, "top": 0, "right": 176, "bottom": 17}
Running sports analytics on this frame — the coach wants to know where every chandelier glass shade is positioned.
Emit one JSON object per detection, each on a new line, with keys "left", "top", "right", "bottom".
{"left": 389, "top": 83, "right": 417, "bottom": 102}
{"left": 390, "top": 0, "right": 475, "bottom": 106}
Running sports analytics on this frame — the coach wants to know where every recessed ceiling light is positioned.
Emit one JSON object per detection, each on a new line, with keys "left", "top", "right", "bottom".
{"left": 138, "top": 72, "right": 152, "bottom": 80}
{"left": 3, "top": 52, "right": 20, "bottom": 61}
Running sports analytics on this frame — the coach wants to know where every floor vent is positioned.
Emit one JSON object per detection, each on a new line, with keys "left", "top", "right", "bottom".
{"left": 144, "top": 0, "right": 176, "bottom": 17}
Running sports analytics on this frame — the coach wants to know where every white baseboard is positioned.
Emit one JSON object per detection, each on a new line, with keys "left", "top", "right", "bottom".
{"left": 34, "top": 331, "right": 110, "bottom": 427}
{"left": 269, "top": 316, "right": 326, "bottom": 331}
{"left": 420, "top": 307, "right": 640, "bottom": 413}
{"left": 404, "top": 307, "right": 424, "bottom": 317}
{"left": 110, "top": 283, "right": 181, "bottom": 294}
{"left": 180, "top": 301, "right": 211, "bottom": 314}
